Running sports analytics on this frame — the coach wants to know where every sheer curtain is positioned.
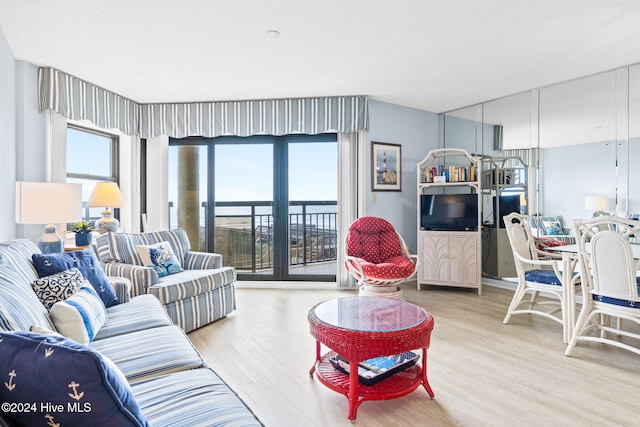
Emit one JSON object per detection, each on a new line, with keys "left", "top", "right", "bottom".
{"left": 336, "top": 131, "right": 365, "bottom": 289}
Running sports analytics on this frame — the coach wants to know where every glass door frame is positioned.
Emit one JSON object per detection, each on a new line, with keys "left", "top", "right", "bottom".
{"left": 169, "top": 133, "right": 337, "bottom": 282}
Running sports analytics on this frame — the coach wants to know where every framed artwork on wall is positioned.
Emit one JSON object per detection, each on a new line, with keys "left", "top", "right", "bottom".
{"left": 371, "top": 141, "right": 401, "bottom": 191}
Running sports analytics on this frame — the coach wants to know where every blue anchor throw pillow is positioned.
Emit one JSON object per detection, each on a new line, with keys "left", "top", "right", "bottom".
{"left": 32, "top": 250, "right": 118, "bottom": 307}
{"left": 0, "top": 331, "right": 149, "bottom": 426}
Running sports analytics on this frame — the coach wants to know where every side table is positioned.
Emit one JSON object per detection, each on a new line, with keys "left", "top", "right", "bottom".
{"left": 64, "top": 245, "right": 89, "bottom": 252}
{"left": 308, "top": 296, "right": 435, "bottom": 421}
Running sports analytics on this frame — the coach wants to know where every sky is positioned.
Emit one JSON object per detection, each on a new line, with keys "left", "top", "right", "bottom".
{"left": 168, "top": 141, "right": 338, "bottom": 204}
{"left": 67, "top": 127, "right": 338, "bottom": 220}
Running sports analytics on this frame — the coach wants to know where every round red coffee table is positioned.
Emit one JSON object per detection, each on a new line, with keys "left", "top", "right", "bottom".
{"left": 308, "top": 296, "right": 435, "bottom": 421}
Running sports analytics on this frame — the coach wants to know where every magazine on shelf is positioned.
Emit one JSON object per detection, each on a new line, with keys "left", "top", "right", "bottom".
{"left": 329, "top": 351, "right": 419, "bottom": 386}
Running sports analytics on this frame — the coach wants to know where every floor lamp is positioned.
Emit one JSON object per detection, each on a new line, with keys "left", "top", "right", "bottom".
{"left": 15, "top": 182, "right": 82, "bottom": 253}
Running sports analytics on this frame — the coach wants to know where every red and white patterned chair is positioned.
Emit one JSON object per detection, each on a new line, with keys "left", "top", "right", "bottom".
{"left": 344, "top": 216, "right": 418, "bottom": 300}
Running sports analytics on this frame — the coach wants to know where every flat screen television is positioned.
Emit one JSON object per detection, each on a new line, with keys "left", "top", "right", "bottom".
{"left": 420, "top": 194, "right": 478, "bottom": 231}
{"left": 493, "top": 194, "right": 521, "bottom": 228}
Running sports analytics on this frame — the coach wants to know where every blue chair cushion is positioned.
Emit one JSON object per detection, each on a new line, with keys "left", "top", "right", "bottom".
{"left": 32, "top": 250, "right": 118, "bottom": 307}
{"left": 592, "top": 294, "right": 640, "bottom": 308}
{"left": 0, "top": 331, "right": 149, "bottom": 426}
{"left": 524, "top": 269, "right": 562, "bottom": 286}
{"left": 592, "top": 282, "right": 640, "bottom": 308}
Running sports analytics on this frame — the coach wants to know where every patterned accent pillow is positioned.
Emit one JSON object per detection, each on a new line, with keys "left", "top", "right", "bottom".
{"left": 32, "top": 250, "right": 119, "bottom": 307}
{"left": 49, "top": 285, "right": 107, "bottom": 345}
{"left": 31, "top": 267, "right": 86, "bottom": 310}
{"left": 543, "top": 220, "right": 563, "bottom": 236}
{"left": 135, "top": 241, "right": 184, "bottom": 277}
{"left": 0, "top": 331, "right": 149, "bottom": 427}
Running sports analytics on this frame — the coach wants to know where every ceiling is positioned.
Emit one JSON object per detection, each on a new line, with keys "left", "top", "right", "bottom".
{"left": 2, "top": 0, "right": 640, "bottom": 113}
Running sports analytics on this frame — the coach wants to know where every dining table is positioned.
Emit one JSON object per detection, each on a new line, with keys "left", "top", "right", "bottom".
{"left": 547, "top": 242, "right": 640, "bottom": 343}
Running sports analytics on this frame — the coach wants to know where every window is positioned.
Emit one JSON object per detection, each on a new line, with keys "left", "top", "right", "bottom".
{"left": 66, "top": 125, "right": 119, "bottom": 221}
{"left": 168, "top": 134, "right": 338, "bottom": 281}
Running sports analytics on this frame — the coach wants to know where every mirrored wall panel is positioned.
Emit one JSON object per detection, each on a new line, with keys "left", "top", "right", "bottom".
{"left": 538, "top": 71, "right": 618, "bottom": 221}
{"left": 628, "top": 64, "right": 640, "bottom": 215}
{"left": 441, "top": 63, "right": 639, "bottom": 225}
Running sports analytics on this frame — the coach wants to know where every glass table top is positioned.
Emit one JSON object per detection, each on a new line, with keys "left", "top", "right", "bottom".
{"left": 313, "top": 296, "right": 427, "bottom": 333}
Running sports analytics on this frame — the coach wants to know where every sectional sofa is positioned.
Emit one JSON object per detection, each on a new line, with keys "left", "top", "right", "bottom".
{"left": 0, "top": 239, "right": 261, "bottom": 426}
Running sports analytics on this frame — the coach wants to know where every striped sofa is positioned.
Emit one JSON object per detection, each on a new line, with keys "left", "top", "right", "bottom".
{"left": 94, "top": 229, "right": 236, "bottom": 332}
{"left": 0, "top": 239, "right": 261, "bottom": 426}
{"left": 529, "top": 214, "right": 576, "bottom": 245}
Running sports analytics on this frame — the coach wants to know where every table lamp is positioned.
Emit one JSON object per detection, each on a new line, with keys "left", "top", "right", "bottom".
{"left": 585, "top": 196, "right": 608, "bottom": 215}
{"left": 15, "top": 182, "right": 82, "bottom": 253}
{"left": 86, "top": 182, "right": 124, "bottom": 234}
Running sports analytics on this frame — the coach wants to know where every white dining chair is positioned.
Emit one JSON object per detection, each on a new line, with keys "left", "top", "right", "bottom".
{"left": 503, "top": 213, "right": 580, "bottom": 342}
{"left": 565, "top": 216, "right": 640, "bottom": 357}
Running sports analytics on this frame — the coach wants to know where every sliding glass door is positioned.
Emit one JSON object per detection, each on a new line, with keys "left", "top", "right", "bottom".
{"left": 214, "top": 142, "right": 274, "bottom": 276}
{"left": 169, "top": 134, "right": 337, "bottom": 282}
{"left": 287, "top": 141, "right": 338, "bottom": 278}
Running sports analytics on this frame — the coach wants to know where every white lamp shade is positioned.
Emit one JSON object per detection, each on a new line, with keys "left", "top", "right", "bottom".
{"left": 86, "top": 182, "right": 124, "bottom": 208}
{"left": 15, "top": 182, "right": 82, "bottom": 224}
{"left": 585, "top": 196, "right": 607, "bottom": 211}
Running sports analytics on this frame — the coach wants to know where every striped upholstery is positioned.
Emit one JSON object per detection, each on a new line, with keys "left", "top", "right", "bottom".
{"left": 96, "top": 229, "right": 237, "bottom": 332}
{"left": 0, "top": 240, "right": 41, "bottom": 281}
{"left": 132, "top": 368, "right": 263, "bottom": 427}
{"left": 107, "top": 276, "right": 131, "bottom": 303}
{"left": 185, "top": 250, "right": 222, "bottom": 269}
{"left": 91, "top": 325, "right": 204, "bottom": 384}
{"left": 149, "top": 267, "right": 236, "bottom": 304}
{"left": 530, "top": 215, "right": 576, "bottom": 244}
{"left": 0, "top": 240, "right": 56, "bottom": 332}
{"left": 163, "top": 283, "right": 236, "bottom": 334}
{"left": 94, "top": 295, "right": 172, "bottom": 340}
{"left": 96, "top": 229, "right": 191, "bottom": 266}
{"left": 102, "top": 262, "right": 158, "bottom": 296}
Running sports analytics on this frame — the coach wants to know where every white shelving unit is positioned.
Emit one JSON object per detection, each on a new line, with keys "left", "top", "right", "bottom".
{"left": 417, "top": 148, "right": 482, "bottom": 295}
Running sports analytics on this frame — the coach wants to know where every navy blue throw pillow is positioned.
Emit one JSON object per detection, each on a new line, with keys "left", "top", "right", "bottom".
{"left": 32, "top": 250, "right": 118, "bottom": 307}
{"left": 0, "top": 331, "right": 149, "bottom": 427}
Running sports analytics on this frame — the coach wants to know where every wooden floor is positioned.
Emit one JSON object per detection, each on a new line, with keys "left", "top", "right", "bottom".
{"left": 188, "top": 282, "right": 640, "bottom": 426}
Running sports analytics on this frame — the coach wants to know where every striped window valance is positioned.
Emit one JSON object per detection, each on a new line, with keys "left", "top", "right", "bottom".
{"left": 38, "top": 67, "right": 139, "bottom": 136}
{"left": 38, "top": 67, "right": 368, "bottom": 139}
{"left": 138, "top": 96, "right": 368, "bottom": 138}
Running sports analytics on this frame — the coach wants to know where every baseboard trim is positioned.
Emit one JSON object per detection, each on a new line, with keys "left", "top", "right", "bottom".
{"left": 237, "top": 277, "right": 518, "bottom": 291}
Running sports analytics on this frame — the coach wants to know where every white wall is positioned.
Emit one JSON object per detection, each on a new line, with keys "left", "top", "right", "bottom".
{"left": 0, "top": 27, "right": 16, "bottom": 241}
{"left": 365, "top": 99, "right": 438, "bottom": 252}
{"left": 15, "top": 60, "right": 48, "bottom": 241}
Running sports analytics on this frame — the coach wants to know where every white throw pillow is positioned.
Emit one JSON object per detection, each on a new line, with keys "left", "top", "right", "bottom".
{"left": 135, "top": 241, "right": 183, "bottom": 277}
{"left": 49, "top": 285, "right": 107, "bottom": 345}
{"left": 29, "top": 325, "right": 64, "bottom": 338}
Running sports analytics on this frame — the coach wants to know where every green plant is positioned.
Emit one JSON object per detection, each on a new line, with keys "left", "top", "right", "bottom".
{"left": 72, "top": 220, "right": 94, "bottom": 234}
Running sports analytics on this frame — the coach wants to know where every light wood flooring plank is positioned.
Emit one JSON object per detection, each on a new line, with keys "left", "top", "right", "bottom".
{"left": 188, "top": 282, "right": 640, "bottom": 426}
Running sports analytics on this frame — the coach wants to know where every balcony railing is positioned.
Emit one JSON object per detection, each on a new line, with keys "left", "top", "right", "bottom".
{"left": 169, "top": 200, "right": 337, "bottom": 272}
